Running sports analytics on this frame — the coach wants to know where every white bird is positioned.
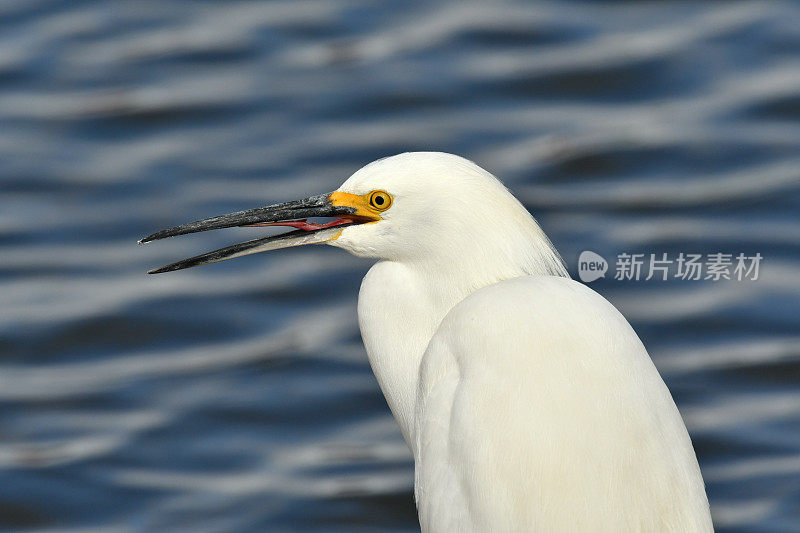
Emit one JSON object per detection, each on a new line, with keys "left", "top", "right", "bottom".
{"left": 141, "top": 152, "right": 713, "bottom": 532}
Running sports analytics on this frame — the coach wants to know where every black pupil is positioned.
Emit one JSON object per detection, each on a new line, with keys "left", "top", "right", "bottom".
{"left": 374, "top": 195, "right": 384, "bottom": 206}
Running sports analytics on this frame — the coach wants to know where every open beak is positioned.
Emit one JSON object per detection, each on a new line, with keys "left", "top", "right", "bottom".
{"left": 139, "top": 192, "right": 377, "bottom": 274}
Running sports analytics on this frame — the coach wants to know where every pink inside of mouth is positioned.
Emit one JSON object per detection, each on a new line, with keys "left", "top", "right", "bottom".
{"left": 245, "top": 218, "right": 355, "bottom": 232}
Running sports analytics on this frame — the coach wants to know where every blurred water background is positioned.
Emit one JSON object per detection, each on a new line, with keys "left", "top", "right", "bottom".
{"left": 1, "top": 0, "right": 799, "bottom": 531}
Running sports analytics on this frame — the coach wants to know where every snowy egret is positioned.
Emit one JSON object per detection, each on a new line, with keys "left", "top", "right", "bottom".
{"left": 141, "top": 152, "right": 712, "bottom": 531}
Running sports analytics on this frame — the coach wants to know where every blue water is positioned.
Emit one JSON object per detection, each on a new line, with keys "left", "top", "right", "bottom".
{"left": 1, "top": 1, "right": 799, "bottom": 531}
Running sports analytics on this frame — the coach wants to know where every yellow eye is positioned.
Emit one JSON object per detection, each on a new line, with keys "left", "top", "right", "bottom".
{"left": 368, "top": 190, "right": 392, "bottom": 211}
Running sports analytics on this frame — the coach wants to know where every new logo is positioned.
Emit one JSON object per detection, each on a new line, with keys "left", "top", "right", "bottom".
{"left": 578, "top": 251, "right": 608, "bottom": 283}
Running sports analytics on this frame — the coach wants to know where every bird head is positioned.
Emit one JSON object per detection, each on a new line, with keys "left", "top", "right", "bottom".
{"left": 140, "top": 152, "right": 566, "bottom": 278}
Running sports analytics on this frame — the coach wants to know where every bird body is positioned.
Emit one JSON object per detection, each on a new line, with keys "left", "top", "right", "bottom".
{"left": 142, "top": 152, "right": 713, "bottom": 531}
{"left": 412, "top": 276, "right": 710, "bottom": 531}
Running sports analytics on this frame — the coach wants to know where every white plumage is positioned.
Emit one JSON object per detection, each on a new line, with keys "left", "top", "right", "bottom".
{"left": 331, "top": 153, "right": 712, "bottom": 531}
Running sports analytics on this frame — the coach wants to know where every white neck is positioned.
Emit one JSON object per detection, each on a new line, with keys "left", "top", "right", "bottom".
{"left": 357, "top": 234, "right": 567, "bottom": 444}
{"left": 357, "top": 260, "right": 462, "bottom": 442}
